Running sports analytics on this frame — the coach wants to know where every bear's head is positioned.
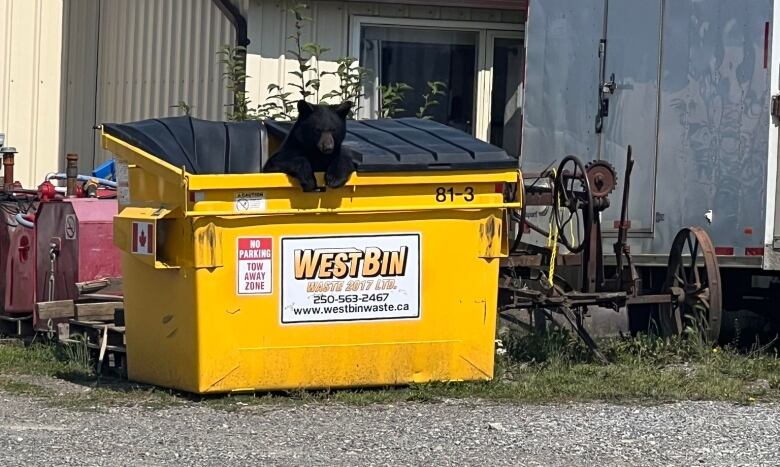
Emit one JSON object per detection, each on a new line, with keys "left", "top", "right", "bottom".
{"left": 294, "top": 100, "right": 353, "bottom": 155}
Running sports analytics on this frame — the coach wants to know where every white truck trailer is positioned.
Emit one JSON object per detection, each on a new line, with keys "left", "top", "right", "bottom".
{"left": 518, "top": 0, "right": 780, "bottom": 338}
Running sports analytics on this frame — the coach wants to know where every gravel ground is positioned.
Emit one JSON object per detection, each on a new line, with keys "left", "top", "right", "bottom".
{"left": 0, "top": 390, "right": 779, "bottom": 467}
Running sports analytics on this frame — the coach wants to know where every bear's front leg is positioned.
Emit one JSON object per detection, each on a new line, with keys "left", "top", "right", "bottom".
{"left": 325, "top": 154, "right": 355, "bottom": 189}
{"left": 265, "top": 154, "right": 319, "bottom": 192}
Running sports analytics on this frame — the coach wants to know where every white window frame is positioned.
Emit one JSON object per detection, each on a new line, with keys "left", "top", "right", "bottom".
{"left": 349, "top": 16, "right": 524, "bottom": 141}
{"left": 483, "top": 30, "right": 524, "bottom": 149}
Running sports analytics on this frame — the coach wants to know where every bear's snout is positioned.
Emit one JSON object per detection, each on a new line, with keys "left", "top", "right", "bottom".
{"left": 317, "top": 132, "right": 335, "bottom": 154}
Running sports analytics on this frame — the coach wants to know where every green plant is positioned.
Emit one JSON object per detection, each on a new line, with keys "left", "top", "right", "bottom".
{"left": 321, "top": 57, "right": 371, "bottom": 118}
{"left": 378, "top": 82, "right": 413, "bottom": 118}
{"left": 170, "top": 101, "right": 192, "bottom": 116}
{"left": 211, "top": 3, "right": 447, "bottom": 121}
{"left": 286, "top": 4, "right": 317, "bottom": 102}
{"left": 416, "top": 81, "right": 447, "bottom": 119}
{"left": 60, "top": 336, "right": 92, "bottom": 374}
{"left": 301, "top": 42, "right": 329, "bottom": 102}
{"left": 257, "top": 83, "right": 295, "bottom": 120}
{"left": 217, "top": 44, "right": 257, "bottom": 121}
{"left": 256, "top": 3, "right": 354, "bottom": 120}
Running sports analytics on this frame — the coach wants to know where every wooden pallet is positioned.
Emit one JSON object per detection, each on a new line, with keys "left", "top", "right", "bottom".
{"left": 35, "top": 276, "right": 124, "bottom": 333}
{"left": 59, "top": 320, "right": 127, "bottom": 376}
{"left": 52, "top": 277, "right": 126, "bottom": 375}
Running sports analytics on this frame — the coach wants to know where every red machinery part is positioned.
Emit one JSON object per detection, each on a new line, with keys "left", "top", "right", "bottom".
{"left": 37, "top": 181, "right": 56, "bottom": 201}
{"left": 32, "top": 199, "right": 122, "bottom": 327}
{"left": 4, "top": 226, "right": 35, "bottom": 315}
{"left": 3, "top": 198, "right": 122, "bottom": 330}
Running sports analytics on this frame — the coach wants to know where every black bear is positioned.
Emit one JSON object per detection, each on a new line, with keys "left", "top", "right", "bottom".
{"left": 263, "top": 100, "right": 355, "bottom": 192}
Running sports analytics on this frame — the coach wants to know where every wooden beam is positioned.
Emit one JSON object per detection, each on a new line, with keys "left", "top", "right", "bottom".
{"left": 75, "top": 303, "right": 120, "bottom": 321}
{"left": 76, "top": 277, "right": 123, "bottom": 295}
{"left": 35, "top": 300, "right": 75, "bottom": 321}
{"left": 79, "top": 294, "right": 124, "bottom": 303}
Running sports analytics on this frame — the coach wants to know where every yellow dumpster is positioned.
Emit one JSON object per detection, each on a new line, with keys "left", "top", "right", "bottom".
{"left": 101, "top": 117, "right": 522, "bottom": 394}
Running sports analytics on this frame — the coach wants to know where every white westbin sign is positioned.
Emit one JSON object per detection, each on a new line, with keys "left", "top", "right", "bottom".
{"left": 280, "top": 234, "right": 421, "bottom": 324}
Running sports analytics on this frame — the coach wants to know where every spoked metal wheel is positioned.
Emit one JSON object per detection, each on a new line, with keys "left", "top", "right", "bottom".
{"left": 552, "top": 156, "right": 594, "bottom": 253}
{"left": 659, "top": 227, "right": 723, "bottom": 343}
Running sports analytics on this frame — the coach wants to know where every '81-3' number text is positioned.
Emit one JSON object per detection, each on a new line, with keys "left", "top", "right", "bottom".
{"left": 435, "top": 186, "right": 474, "bottom": 203}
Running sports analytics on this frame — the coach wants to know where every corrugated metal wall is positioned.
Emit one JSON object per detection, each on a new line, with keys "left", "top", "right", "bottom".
{"left": 61, "top": 0, "right": 99, "bottom": 176}
{"left": 245, "top": 0, "right": 525, "bottom": 107}
{"left": 0, "top": 0, "right": 64, "bottom": 188}
{"left": 63, "top": 0, "right": 250, "bottom": 170}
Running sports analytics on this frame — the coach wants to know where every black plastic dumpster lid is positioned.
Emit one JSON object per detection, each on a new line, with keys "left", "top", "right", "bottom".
{"left": 265, "top": 118, "right": 519, "bottom": 172}
{"left": 102, "top": 117, "right": 267, "bottom": 175}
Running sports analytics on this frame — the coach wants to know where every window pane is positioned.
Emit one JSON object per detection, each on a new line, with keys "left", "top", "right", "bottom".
{"left": 360, "top": 26, "right": 478, "bottom": 134}
{"left": 489, "top": 38, "right": 524, "bottom": 157}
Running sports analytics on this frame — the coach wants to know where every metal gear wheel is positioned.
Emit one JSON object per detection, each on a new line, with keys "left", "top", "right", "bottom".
{"left": 585, "top": 160, "right": 618, "bottom": 199}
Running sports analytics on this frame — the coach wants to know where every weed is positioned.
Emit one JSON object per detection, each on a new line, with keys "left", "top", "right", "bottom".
{"left": 416, "top": 81, "right": 447, "bottom": 119}
{"left": 2, "top": 330, "right": 780, "bottom": 409}
{"left": 378, "top": 82, "right": 413, "bottom": 118}
{"left": 0, "top": 342, "right": 90, "bottom": 378}
{"left": 0, "top": 379, "right": 55, "bottom": 397}
{"left": 59, "top": 336, "right": 93, "bottom": 374}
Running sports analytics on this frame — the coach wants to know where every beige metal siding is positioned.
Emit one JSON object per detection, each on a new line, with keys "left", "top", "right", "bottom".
{"left": 245, "top": 0, "right": 524, "bottom": 109}
{"left": 62, "top": 0, "right": 250, "bottom": 169}
{"left": 61, "top": 0, "right": 99, "bottom": 175}
{"left": 0, "top": 0, "right": 64, "bottom": 188}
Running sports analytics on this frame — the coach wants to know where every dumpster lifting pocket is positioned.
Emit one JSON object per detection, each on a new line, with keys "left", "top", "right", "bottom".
{"left": 193, "top": 222, "right": 223, "bottom": 269}
{"left": 114, "top": 207, "right": 179, "bottom": 269}
{"left": 479, "top": 215, "right": 505, "bottom": 259}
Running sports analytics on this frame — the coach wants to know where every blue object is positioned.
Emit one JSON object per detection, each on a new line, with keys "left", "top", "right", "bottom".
{"left": 47, "top": 173, "right": 118, "bottom": 188}
{"left": 15, "top": 213, "right": 34, "bottom": 229}
{"left": 92, "top": 159, "right": 116, "bottom": 181}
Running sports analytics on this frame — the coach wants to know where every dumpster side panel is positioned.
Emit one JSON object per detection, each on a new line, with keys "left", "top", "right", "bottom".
{"left": 192, "top": 211, "right": 500, "bottom": 393}
{"left": 123, "top": 258, "right": 201, "bottom": 393}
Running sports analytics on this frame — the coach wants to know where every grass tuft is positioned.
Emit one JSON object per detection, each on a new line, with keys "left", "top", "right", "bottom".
{"left": 0, "top": 327, "right": 779, "bottom": 409}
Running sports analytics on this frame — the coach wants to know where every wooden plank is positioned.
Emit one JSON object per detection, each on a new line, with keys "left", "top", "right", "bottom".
{"left": 75, "top": 302, "right": 119, "bottom": 321}
{"left": 79, "top": 294, "right": 124, "bottom": 302}
{"left": 35, "top": 300, "right": 75, "bottom": 321}
{"left": 76, "top": 277, "right": 123, "bottom": 295}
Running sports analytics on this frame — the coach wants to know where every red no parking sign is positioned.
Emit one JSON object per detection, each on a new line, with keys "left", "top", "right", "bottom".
{"left": 237, "top": 237, "right": 272, "bottom": 295}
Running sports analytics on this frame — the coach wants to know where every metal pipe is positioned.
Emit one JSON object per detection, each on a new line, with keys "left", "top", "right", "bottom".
{"left": 212, "top": 0, "right": 250, "bottom": 101}
{"left": 46, "top": 173, "right": 118, "bottom": 188}
{"left": 2, "top": 146, "right": 17, "bottom": 192}
{"left": 66, "top": 153, "right": 78, "bottom": 197}
{"left": 15, "top": 213, "right": 34, "bottom": 229}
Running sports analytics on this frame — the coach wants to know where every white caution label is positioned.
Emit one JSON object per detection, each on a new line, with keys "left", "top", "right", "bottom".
{"left": 234, "top": 191, "right": 266, "bottom": 212}
{"left": 237, "top": 237, "right": 273, "bottom": 295}
{"left": 280, "top": 234, "right": 421, "bottom": 324}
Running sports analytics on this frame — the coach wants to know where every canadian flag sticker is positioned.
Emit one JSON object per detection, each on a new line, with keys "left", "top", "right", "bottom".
{"left": 131, "top": 221, "right": 154, "bottom": 256}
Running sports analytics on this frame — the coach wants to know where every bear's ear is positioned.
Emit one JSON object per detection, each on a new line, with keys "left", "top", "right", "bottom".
{"left": 297, "top": 100, "right": 315, "bottom": 118}
{"left": 332, "top": 101, "right": 354, "bottom": 119}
